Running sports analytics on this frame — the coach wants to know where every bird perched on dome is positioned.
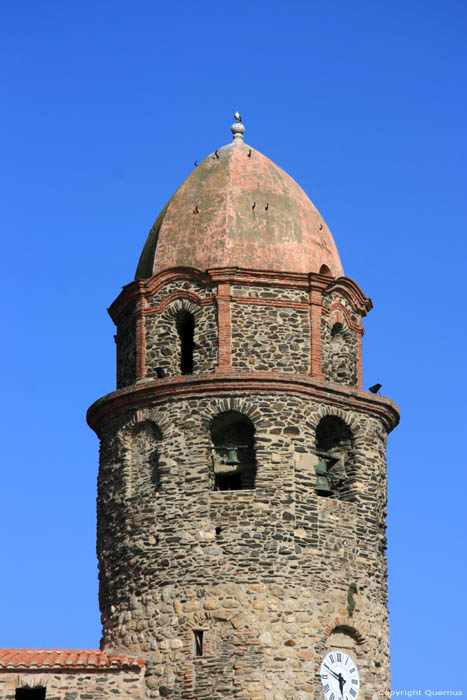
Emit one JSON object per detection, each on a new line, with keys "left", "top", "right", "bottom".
{"left": 234, "top": 111, "right": 242, "bottom": 122}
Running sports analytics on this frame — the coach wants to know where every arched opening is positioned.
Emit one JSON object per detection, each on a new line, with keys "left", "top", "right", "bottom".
{"left": 325, "top": 320, "right": 357, "bottom": 385}
{"left": 329, "top": 322, "right": 351, "bottom": 381}
{"left": 129, "top": 421, "right": 162, "bottom": 496}
{"left": 176, "top": 310, "right": 195, "bottom": 375}
{"left": 315, "top": 415, "right": 353, "bottom": 499}
{"left": 210, "top": 411, "right": 256, "bottom": 490}
{"left": 319, "top": 264, "right": 332, "bottom": 277}
{"left": 331, "top": 322, "right": 343, "bottom": 338}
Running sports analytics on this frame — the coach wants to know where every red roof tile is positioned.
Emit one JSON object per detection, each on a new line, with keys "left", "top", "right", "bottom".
{"left": 0, "top": 649, "right": 146, "bottom": 671}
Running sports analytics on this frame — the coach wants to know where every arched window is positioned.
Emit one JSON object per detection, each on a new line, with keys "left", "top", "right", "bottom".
{"left": 329, "top": 322, "right": 350, "bottom": 381}
{"left": 319, "top": 264, "right": 332, "bottom": 277}
{"left": 210, "top": 411, "right": 256, "bottom": 490}
{"left": 176, "top": 310, "right": 195, "bottom": 375}
{"left": 315, "top": 415, "right": 353, "bottom": 499}
{"left": 129, "top": 421, "right": 162, "bottom": 497}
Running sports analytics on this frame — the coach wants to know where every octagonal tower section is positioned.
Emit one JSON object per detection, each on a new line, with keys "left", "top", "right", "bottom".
{"left": 87, "top": 121, "right": 399, "bottom": 700}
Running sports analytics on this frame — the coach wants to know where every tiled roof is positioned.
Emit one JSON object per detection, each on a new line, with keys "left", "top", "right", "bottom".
{"left": 0, "top": 649, "right": 146, "bottom": 671}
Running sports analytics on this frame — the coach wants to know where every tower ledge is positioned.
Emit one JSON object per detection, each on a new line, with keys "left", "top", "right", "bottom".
{"left": 87, "top": 371, "right": 400, "bottom": 437}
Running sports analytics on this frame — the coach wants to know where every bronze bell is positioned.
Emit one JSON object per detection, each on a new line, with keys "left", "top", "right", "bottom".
{"left": 315, "top": 460, "right": 332, "bottom": 496}
{"left": 225, "top": 448, "right": 240, "bottom": 466}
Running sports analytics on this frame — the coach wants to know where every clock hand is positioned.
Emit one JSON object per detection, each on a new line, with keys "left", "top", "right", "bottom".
{"left": 338, "top": 673, "right": 346, "bottom": 696}
{"left": 324, "top": 666, "right": 342, "bottom": 682}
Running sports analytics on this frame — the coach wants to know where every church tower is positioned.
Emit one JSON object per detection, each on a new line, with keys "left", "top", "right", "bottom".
{"left": 87, "top": 117, "right": 399, "bottom": 700}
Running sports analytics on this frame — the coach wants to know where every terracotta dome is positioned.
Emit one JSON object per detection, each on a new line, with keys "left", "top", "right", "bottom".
{"left": 135, "top": 126, "right": 343, "bottom": 279}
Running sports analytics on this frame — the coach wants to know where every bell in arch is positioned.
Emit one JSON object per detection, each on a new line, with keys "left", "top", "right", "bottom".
{"left": 225, "top": 447, "right": 240, "bottom": 466}
{"left": 315, "top": 460, "right": 332, "bottom": 496}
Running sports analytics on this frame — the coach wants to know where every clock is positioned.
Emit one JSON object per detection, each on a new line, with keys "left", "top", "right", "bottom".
{"left": 320, "top": 650, "right": 360, "bottom": 700}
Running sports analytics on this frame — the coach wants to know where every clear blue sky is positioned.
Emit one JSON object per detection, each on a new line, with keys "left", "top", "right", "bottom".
{"left": 1, "top": 0, "right": 466, "bottom": 693}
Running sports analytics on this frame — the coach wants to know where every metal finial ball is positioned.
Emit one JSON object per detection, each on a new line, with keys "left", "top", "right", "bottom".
{"left": 231, "top": 112, "right": 245, "bottom": 141}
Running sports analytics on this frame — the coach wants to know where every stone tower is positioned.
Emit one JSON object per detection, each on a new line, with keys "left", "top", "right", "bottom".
{"left": 87, "top": 118, "right": 399, "bottom": 700}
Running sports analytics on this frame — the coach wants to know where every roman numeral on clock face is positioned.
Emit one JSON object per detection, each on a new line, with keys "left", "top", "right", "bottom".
{"left": 337, "top": 652, "right": 342, "bottom": 662}
{"left": 323, "top": 684, "right": 330, "bottom": 693}
{"left": 350, "top": 689, "right": 357, "bottom": 697}
{"left": 351, "top": 679, "right": 358, "bottom": 685}
{"left": 350, "top": 667, "right": 355, "bottom": 673}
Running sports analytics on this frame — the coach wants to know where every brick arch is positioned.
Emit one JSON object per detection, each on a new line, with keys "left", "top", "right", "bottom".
{"left": 325, "top": 618, "right": 366, "bottom": 645}
{"left": 328, "top": 311, "right": 355, "bottom": 345}
{"left": 310, "top": 405, "right": 361, "bottom": 436}
{"left": 116, "top": 409, "right": 174, "bottom": 500}
{"left": 327, "top": 301, "right": 364, "bottom": 336}
{"left": 189, "top": 609, "right": 249, "bottom": 632}
{"left": 160, "top": 294, "right": 203, "bottom": 321}
{"left": 200, "top": 397, "right": 265, "bottom": 431}
{"left": 117, "top": 407, "right": 172, "bottom": 447}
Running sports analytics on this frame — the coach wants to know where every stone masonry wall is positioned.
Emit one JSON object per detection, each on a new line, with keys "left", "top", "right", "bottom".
{"left": 231, "top": 284, "right": 308, "bottom": 304}
{"left": 0, "top": 668, "right": 145, "bottom": 699}
{"left": 116, "top": 319, "right": 137, "bottom": 388}
{"left": 96, "top": 392, "right": 389, "bottom": 699}
{"left": 144, "top": 302, "right": 218, "bottom": 379}
{"left": 231, "top": 303, "right": 310, "bottom": 374}
{"left": 321, "top": 292, "right": 361, "bottom": 386}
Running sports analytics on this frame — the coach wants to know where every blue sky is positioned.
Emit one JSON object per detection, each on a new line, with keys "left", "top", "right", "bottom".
{"left": 1, "top": 0, "right": 466, "bottom": 693}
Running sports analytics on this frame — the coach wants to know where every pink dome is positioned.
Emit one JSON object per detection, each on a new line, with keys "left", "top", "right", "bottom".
{"left": 136, "top": 137, "right": 343, "bottom": 279}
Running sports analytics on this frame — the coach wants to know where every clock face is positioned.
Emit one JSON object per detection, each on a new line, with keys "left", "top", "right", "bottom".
{"left": 320, "top": 650, "right": 360, "bottom": 700}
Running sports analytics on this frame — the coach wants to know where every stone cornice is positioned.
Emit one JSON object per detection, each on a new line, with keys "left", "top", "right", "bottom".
{"left": 87, "top": 373, "right": 399, "bottom": 437}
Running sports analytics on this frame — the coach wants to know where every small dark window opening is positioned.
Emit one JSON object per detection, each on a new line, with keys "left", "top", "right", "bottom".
{"left": 16, "top": 689, "right": 46, "bottom": 699}
{"left": 194, "top": 629, "right": 204, "bottom": 656}
{"left": 215, "top": 526, "right": 222, "bottom": 536}
{"left": 331, "top": 322, "right": 343, "bottom": 338}
{"left": 176, "top": 310, "right": 195, "bottom": 375}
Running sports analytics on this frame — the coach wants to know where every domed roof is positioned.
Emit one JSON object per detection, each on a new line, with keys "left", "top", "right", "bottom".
{"left": 135, "top": 122, "right": 343, "bottom": 279}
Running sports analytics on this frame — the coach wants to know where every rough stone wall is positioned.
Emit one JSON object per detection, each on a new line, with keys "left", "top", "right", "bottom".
{"left": 321, "top": 293, "right": 361, "bottom": 386}
{"left": 116, "top": 319, "right": 137, "bottom": 388}
{"left": 0, "top": 668, "right": 145, "bottom": 699}
{"left": 96, "top": 392, "right": 390, "bottom": 699}
{"left": 231, "top": 284, "right": 308, "bottom": 304}
{"left": 231, "top": 303, "right": 310, "bottom": 373}
{"left": 144, "top": 302, "right": 217, "bottom": 379}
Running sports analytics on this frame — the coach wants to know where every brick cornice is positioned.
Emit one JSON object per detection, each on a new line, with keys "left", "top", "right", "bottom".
{"left": 144, "top": 266, "right": 213, "bottom": 294}
{"left": 323, "top": 277, "right": 373, "bottom": 316}
{"left": 208, "top": 267, "right": 311, "bottom": 288}
{"left": 87, "top": 373, "right": 399, "bottom": 437}
{"left": 108, "top": 280, "right": 145, "bottom": 325}
{"left": 107, "top": 268, "right": 372, "bottom": 326}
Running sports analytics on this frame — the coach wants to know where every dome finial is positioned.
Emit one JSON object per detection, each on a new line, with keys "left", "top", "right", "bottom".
{"left": 231, "top": 112, "right": 245, "bottom": 141}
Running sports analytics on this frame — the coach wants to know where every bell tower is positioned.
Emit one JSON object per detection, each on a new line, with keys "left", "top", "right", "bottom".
{"left": 87, "top": 117, "right": 399, "bottom": 700}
